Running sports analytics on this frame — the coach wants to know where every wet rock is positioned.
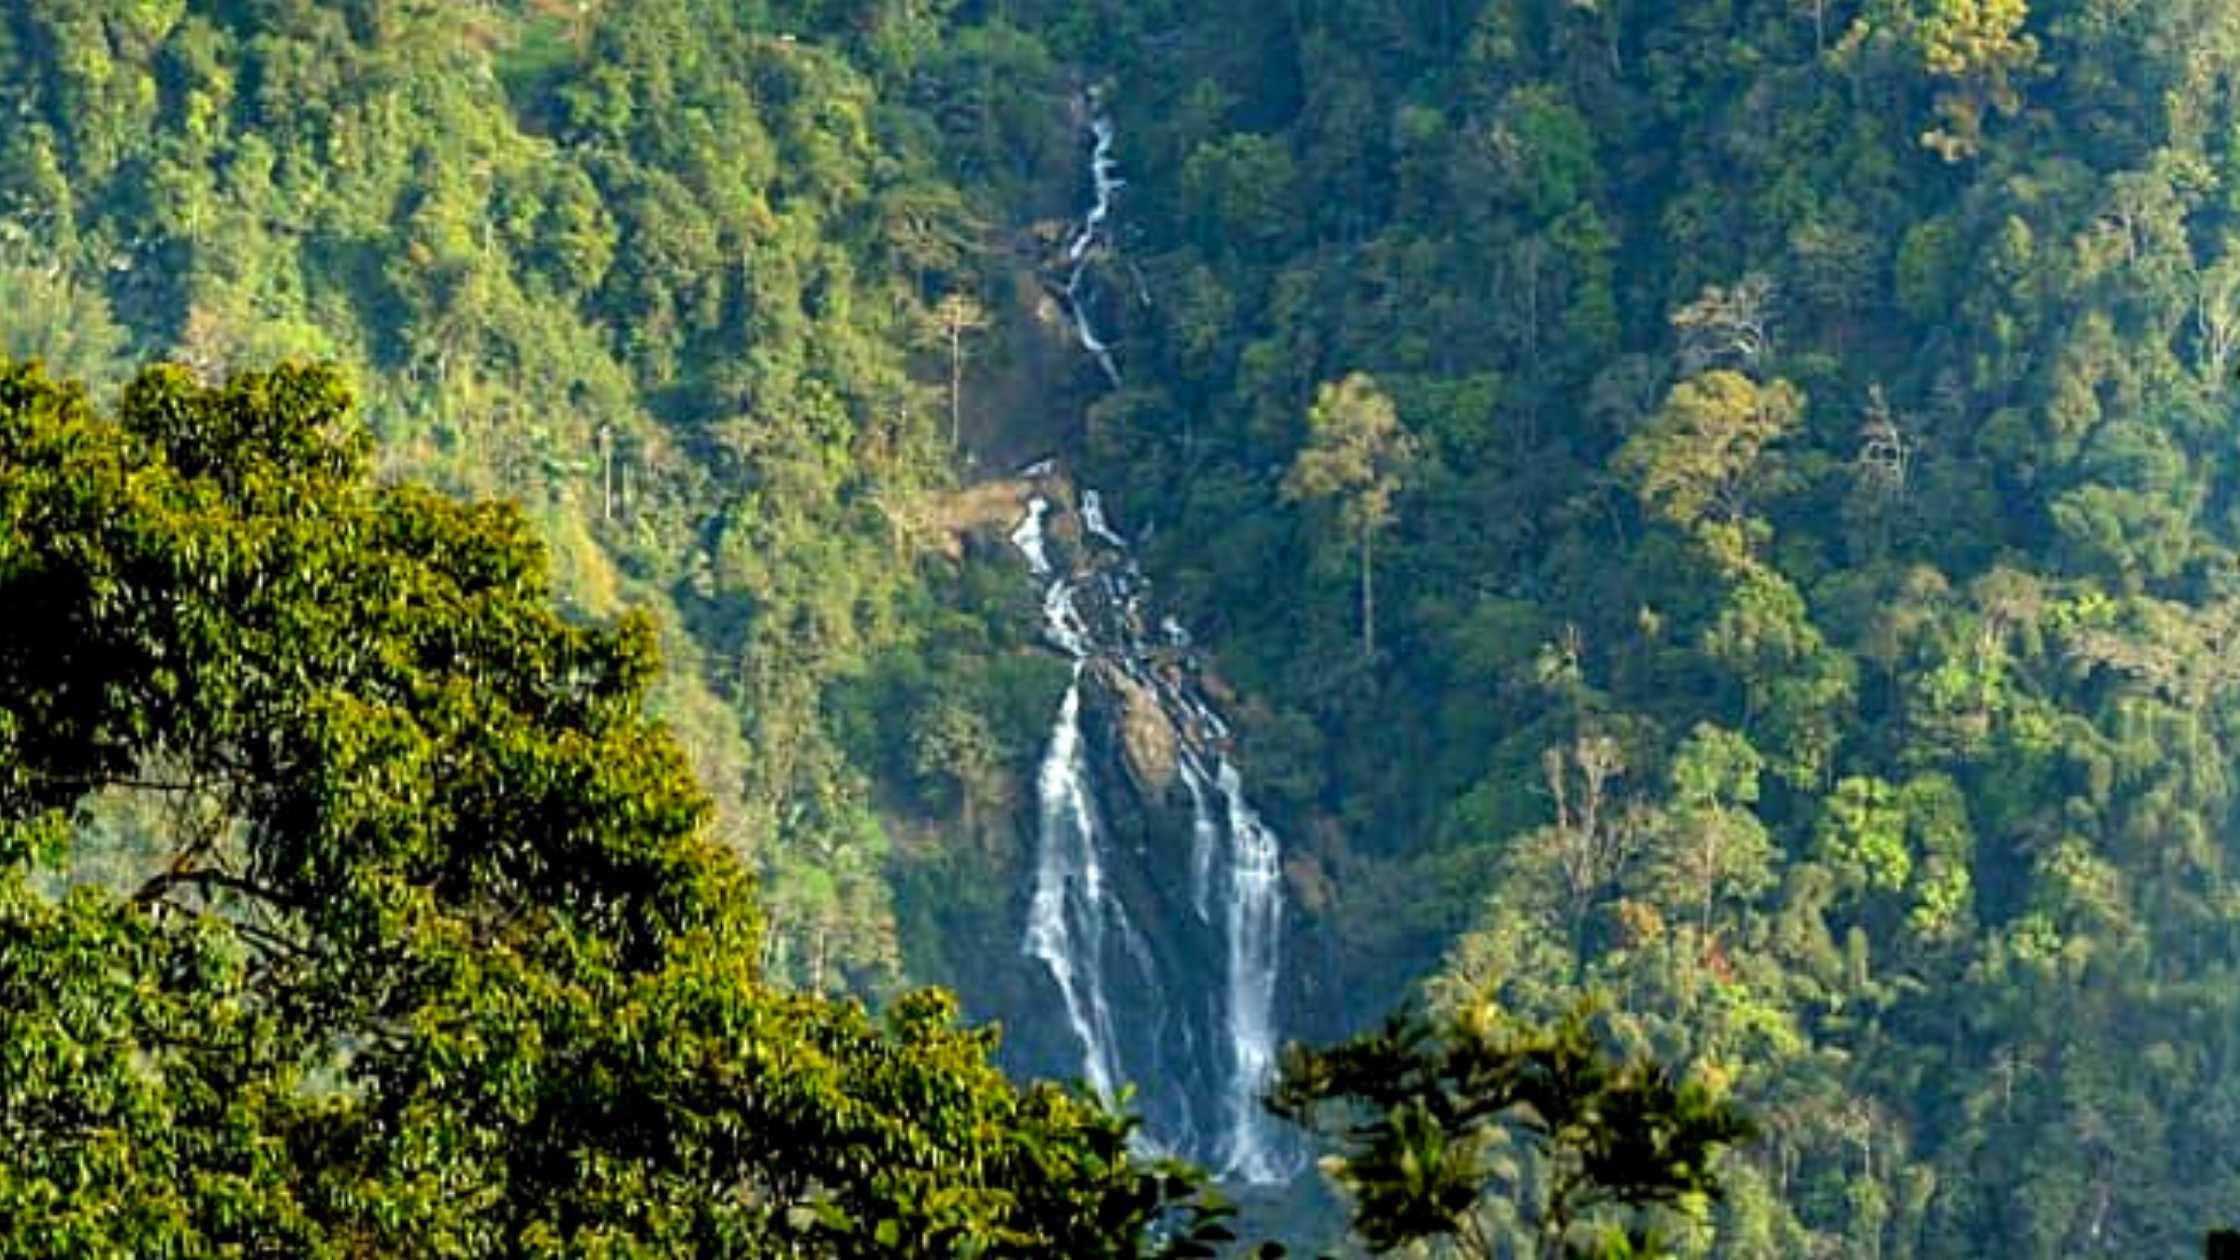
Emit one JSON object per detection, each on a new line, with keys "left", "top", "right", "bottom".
{"left": 1089, "top": 660, "right": 1178, "bottom": 795}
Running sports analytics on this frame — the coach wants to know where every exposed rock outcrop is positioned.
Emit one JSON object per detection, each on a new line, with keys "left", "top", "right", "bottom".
{"left": 1089, "top": 659, "right": 1178, "bottom": 796}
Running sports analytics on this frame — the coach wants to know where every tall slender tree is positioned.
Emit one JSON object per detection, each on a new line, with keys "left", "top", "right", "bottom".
{"left": 1284, "top": 372, "right": 1419, "bottom": 660}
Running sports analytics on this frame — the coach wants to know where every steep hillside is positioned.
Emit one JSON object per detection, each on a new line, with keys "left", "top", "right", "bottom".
{"left": 0, "top": 0, "right": 1077, "bottom": 994}
{"left": 991, "top": 0, "right": 2240, "bottom": 1252}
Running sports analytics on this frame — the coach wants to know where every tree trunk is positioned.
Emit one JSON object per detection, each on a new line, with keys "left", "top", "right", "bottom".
{"left": 1360, "top": 521, "right": 1376, "bottom": 660}
{"left": 810, "top": 920, "right": 829, "bottom": 993}
{"left": 949, "top": 321, "right": 963, "bottom": 448}
{"left": 599, "top": 425, "right": 613, "bottom": 521}
{"left": 1700, "top": 806, "right": 1721, "bottom": 941}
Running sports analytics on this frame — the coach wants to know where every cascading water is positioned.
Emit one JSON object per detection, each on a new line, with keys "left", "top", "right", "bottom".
{"left": 1006, "top": 96, "right": 1294, "bottom": 1184}
{"left": 1013, "top": 502, "right": 1133, "bottom": 1104}
{"left": 1060, "top": 96, "right": 1126, "bottom": 387}
{"left": 1013, "top": 488, "right": 1293, "bottom": 1182}
{"left": 1214, "top": 760, "right": 1286, "bottom": 1182}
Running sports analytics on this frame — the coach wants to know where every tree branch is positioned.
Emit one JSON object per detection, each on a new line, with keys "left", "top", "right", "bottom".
{"left": 133, "top": 866, "right": 304, "bottom": 912}
{"left": 26, "top": 769, "right": 214, "bottom": 794}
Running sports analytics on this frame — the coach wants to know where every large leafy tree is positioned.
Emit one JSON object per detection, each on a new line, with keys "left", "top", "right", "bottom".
{"left": 1615, "top": 370, "right": 1801, "bottom": 541}
{"left": 0, "top": 359, "right": 1219, "bottom": 1257}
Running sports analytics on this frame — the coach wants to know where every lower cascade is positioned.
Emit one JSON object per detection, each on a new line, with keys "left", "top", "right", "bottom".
{"left": 1010, "top": 491, "right": 1294, "bottom": 1184}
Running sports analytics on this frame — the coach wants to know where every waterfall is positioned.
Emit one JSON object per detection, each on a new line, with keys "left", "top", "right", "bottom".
{"left": 1062, "top": 100, "right": 1125, "bottom": 386}
{"left": 1012, "top": 488, "right": 1294, "bottom": 1184}
{"left": 1181, "top": 757, "right": 1218, "bottom": 923}
{"left": 1080, "top": 489, "right": 1128, "bottom": 547}
{"left": 1021, "top": 675, "right": 1123, "bottom": 1101}
{"left": 1006, "top": 94, "right": 1295, "bottom": 1186}
{"left": 1214, "top": 757, "right": 1286, "bottom": 1182}
{"left": 1009, "top": 495, "right": 1056, "bottom": 578}
{"left": 1017, "top": 500, "right": 1157, "bottom": 1111}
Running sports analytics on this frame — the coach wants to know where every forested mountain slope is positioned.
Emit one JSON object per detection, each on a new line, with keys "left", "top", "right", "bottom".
{"left": 0, "top": 0, "right": 1081, "bottom": 996}
{"left": 1011, "top": 0, "right": 2240, "bottom": 1252}
{"left": 12, "top": 0, "right": 2240, "bottom": 1253}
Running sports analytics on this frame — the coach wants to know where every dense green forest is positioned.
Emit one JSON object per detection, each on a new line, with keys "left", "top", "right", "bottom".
{"left": 0, "top": 356, "right": 1754, "bottom": 1255}
{"left": 13, "top": 0, "right": 2240, "bottom": 1254}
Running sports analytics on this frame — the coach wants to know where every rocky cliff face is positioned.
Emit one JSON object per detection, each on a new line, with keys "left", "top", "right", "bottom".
{"left": 944, "top": 478, "right": 1293, "bottom": 1177}
{"left": 1072, "top": 654, "right": 1232, "bottom": 1154}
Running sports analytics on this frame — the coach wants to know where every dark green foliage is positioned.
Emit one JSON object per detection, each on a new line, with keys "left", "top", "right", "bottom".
{"left": 1271, "top": 1001, "right": 1754, "bottom": 1258}
{"left": 0, "top": 358, "right": 1222, "bottom": 1256}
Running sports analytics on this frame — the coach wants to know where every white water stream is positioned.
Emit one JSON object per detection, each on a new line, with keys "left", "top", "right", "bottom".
{"left": 1061, "top": 101, "right": 1126, "bottom": 386}
{"left": 1214, "top": 759, "right": 1285, "bottom": 1183}
{"left": 1008, "top": 97, "right": 1293, "bottom": 1184}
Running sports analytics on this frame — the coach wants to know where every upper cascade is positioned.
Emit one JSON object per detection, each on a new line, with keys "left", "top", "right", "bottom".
{"left": 1060, "top": 93, "right": 1126, "bottom": 386}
